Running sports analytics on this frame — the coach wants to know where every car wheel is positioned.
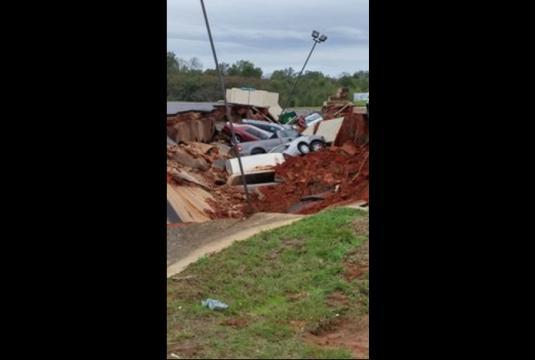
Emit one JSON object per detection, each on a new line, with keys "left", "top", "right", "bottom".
{"left": 251, "top": 148, "right": 265, "bottom": 155}
{"left": 297, "top": 142, "right": 311, "bottom": 154}
{"left": 233, "top": 134, "right": 242, "bottom": 144}
{"left": 310, "top": 140, "right": 325, "bottom": 152}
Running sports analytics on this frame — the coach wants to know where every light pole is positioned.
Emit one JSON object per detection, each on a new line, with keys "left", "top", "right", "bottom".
{"left": 281, "top": 30, "right": 327, "bottom": 115}
{"left": 199, "top": 0, "right": 251, "bottom": 206}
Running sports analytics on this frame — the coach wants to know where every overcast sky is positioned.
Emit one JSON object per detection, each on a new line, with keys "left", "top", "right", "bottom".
{"left": 167, "top": 0, "right": 368, "bottom": 77}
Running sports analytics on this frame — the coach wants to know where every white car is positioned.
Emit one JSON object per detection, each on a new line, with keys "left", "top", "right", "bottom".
{"left": 303, "top": 112, "right": 324, "bottom": 128}
{"left": 287, "top": 111, "right": 324, "bottom": 129}
{"left": 268, "top": 135, "right": 326, "bottom": 156}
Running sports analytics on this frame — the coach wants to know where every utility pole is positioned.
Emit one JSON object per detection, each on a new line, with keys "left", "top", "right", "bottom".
{"left": 199, "top": 0, "right": 251, "bottom": 206}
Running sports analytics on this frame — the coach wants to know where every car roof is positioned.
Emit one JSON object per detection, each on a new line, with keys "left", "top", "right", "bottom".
{"left": 232, "top": 123, "right": 273, "bottom": 135}
{"left": 243, "top": 119, "right": 283, "bottom": 127}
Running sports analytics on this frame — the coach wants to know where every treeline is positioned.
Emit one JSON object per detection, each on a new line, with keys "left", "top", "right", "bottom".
{"left": 167, "top": 52, "right": 368, "bottom": 107}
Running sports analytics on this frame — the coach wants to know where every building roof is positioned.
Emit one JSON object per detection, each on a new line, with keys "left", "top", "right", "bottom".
{"left": 167, "top": 101, "right": 219, "bottom": 115}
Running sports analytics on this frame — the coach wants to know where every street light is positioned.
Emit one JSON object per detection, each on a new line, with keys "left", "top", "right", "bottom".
{"left": 281, "top": 30, "right": 328, "bottom": 115}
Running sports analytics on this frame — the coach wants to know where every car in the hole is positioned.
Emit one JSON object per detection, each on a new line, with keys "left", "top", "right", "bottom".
{"left": 241, "top": 119, "right": 292, "bottom": 134}
{"left": 287, "top": 111, "right": 324, "bottom": 129}
{"left": 233, "top": 128, "right": 326, "bottom": 156}
{"left": 222, "top": 123, "right": 274, "bottom": 143}
{"left": 267, "top": 135, "right": 327, "bottom": 156}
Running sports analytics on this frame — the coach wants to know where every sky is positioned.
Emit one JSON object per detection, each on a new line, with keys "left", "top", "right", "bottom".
{"left": 167, "top": 0, "right": 368, "bottom": 77}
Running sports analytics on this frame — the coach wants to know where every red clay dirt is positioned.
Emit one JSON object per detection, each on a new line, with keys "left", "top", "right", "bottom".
{"left": 250, "top": 143, "right": 369, "bottom": 214}
{"left": 167, "top": 141, "right": 250, "bottom": 220}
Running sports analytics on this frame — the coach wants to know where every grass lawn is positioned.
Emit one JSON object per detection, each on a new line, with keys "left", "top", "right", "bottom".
{"left": 167, "top": 207, "right": 369, "bottom": 359}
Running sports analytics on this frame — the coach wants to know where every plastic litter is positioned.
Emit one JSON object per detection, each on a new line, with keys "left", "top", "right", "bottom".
{"left": 201, "top": 298, "right": 229, "bottom": 311}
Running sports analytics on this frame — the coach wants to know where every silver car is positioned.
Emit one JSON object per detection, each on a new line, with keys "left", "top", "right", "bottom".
{"left": 241, "top": 119, "right": 292, "bottom": 133}
{"left": 234, "top": 128, "right": 326, "bottom": 156}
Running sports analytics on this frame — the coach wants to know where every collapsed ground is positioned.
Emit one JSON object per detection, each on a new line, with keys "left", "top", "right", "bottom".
{"left": 167, "top": 88, "right": 369, "bottom": 223}
{"left": 167, "top": 207, "right": 369, "bottom": 359}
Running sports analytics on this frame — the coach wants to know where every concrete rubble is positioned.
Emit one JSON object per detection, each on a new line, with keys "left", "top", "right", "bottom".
{"left": 167, "top": 141, "right": 250, "bottom": 223}
{"left": 167, "top": 97, "right": 282, "bottom": 145}
{"left": 166, "top": 88, "right": 369, "bottom": 225}
{"left": 225, "top": 88, "right": 282, "bottom": 121}
{"left": 167, "top": 102, "right": 225, "bottom": 143}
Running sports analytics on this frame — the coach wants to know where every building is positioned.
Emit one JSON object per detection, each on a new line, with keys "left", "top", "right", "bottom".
{"left": 353, "top": 92, "right": 369, "bottom": 102}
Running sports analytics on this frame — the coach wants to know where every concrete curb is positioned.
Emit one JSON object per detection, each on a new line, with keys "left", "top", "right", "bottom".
{"left": 167, "top": 215, "right": 304, "bottom": 278}
{"left": 166, "top": 202, "right": 367, "bottom": 279}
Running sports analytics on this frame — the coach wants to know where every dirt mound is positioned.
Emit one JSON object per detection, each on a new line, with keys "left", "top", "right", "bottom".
{"left": 167, "top": 142, "right": 250, "bottom": 220}
{"left": 251, "top": 144, "right": 369, "bottom": 214}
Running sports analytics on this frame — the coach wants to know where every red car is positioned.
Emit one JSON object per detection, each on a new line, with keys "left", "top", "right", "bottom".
{"left": 222, "top": 123, "right": 274, "bottom": 143}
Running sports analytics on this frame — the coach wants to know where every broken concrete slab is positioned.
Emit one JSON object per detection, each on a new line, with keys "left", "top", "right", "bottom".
{"left": 226, "top": 88, "right": 282, "bottom": 120}
{"left": 300, "top": 116, "right": 345, "bottom": 144}
{"left": 183, "top": 141, "right": 217, "bottom": 155}
{"left": 314, "top": 117, "right": 345, "bottom": 143}
{"left": 169, "top": 146, "right": 210, "bottom": 170}
{"left": 225, "top": 153, "right": 286, "bottom": 186}
{"left": 169, "top": 168, "right": 211, "bottom": 189}
{"left": 167, "top": 183, "right": 215, "bottom": 223}
{"left": 167, "top": 101, "right": 218, "bottom": 115}
{"left": 225, "top": 153, "right": 285, "bottom": 176}
{"left": 211, "top": 142, "right": 231, "bottom": 157}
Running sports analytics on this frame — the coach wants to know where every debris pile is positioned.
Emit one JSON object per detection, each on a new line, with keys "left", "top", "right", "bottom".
{"left": 225, "top": 88, "right": 282, "bottom": 121}
{"left": 167, "top": 141, "right": 249, "bottom": 222}
{"left": 167, "top": 91, "right": 283, "bottom": 145}
{"left": 321, "top": 87, "right": 369, "bottom": 146}
{"left": 301, "top": 88, "right": 368, "bottom": 147}
{"left": 167, "top": 107, "right": 225, "bottom": 143}
{"left": 166, "top": 88, "right": 370, "bottom": 224}
{"left": 167, "top": 142, "right": 226, "bottom": 185}
{"left": 251, "top": 143, "right": 369, "bottom": 214}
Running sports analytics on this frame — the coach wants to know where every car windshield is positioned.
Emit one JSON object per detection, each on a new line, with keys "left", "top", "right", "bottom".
{"left": 305, "top": 113, "right": 323, "bottom": 125}
{"left": 244, "top": 126, "right": 271, "bottom": 140}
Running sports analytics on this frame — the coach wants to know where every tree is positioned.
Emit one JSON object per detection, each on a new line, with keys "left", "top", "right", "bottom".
{"left": 167, "top": 54, "right": 368, "bottom": 106}
{"left": 228, "top": 60, "right": 262, "bottom": 78}
{"left": 204, "top": 62, "right": 229, "bottom": 76}
{"left": 270, "top": 68, "right": 295, "bottom": 80}
{"left": 188, "top": 57, "right": 203, "bottom": 71}
{"left": 167, "top": 52, "right": 179, "bottom": 73}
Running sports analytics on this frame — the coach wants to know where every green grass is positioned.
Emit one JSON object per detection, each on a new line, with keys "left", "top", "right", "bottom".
{"left": 167, "top": 207, "right": 368, "bottom": 359}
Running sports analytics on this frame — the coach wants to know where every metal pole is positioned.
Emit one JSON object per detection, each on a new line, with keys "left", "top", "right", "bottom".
{"left": 281, "top": 40, "right": 318, "bottom": 114}
{"left": 199, "top": 0, "right": 251, "bottom": 205}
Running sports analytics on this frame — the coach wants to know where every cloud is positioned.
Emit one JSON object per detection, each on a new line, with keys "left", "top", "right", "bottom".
{"left": 167, "top": 0, "right": 368, "bottom": 76}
